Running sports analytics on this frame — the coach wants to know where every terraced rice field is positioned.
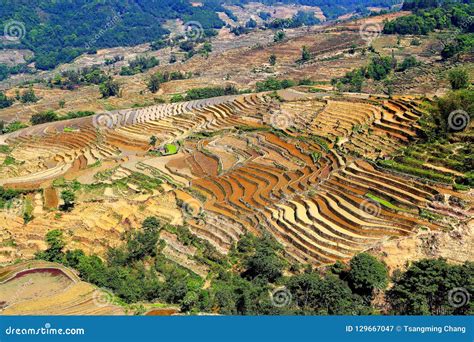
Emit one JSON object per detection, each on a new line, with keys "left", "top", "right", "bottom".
{"left": 0, "top": 90, "right": 469, "bottom": 268}
{"left": 0, "top": 261, "right": 124, "bottom": 315}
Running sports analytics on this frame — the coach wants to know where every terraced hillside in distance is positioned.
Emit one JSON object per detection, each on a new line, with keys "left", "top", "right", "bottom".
{"left": 0, "top": 88, "right": 471, "bottom": 271}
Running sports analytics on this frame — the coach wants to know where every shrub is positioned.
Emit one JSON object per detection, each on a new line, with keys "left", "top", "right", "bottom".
{"left": 186, "top": 85, "right": 238, "bottom": 100}
{"left": 348, "top": 253, "right": 388, "bottom": 296}
{"left": 35, "top": 229, "right": 66, "bottom": 262}
{"left": 30, "top": 111, "right": 59, "bottom": 125}
{"left": 99, "top": 79, "right": 120, "bottom": 98}
{"left": 448, "top": 68, "right": 470, "bottom": 90}
{"left": 20, "top": 87, "right": 39, "bottom": 103}
{"left": 60, "top": 189, "right": 75, "bottom": 211}
{"left": 0, "top": 92, "right": 13, "bottom": 109}
{"left": 256, "top": 78, "right": 295, "bottom": 92}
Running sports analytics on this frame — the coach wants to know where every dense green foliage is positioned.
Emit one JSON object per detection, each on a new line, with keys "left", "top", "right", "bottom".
{"left": 0, "top": 120, "right": 28, "bottom": 134}
{"left": 34, "top": 216, "right": 470, "bottom": 316}
{"left": 30, "top": 110, "right": 58, "bottom": 125}
{"left": 0, "top": 0, "right": 227, "bottom": 70}
{"left": 147, "top": 71, "right": 189, "bottom": 93}
{"left": 332, "top": 56, "right": 402, "bottom": 92}
{"left": 348, "top": 253, "right": 388, "bottom": 295}
{"left": 384, "top": 1, "right": 474, "bottom": 59}
{"left": 119, "top": 56, "right": 159, "bottom": 76}
{"left": 387, "top": 258, "right": 473, "bottom": 315}
{"left": 60, "top": 189, "right": 75, "bottom": 211}
{"left": 431, "top": 88, "right": 473, "bottom": 134}
{"left": 0, "top": 91, "right": 13, "bottom": 109}
{"left": 384, "top": 1, "right": 473, "bottom": 35}
{"left": 36, "top": 230, "right": 66, "bottom": 263}
{"left": 0, "top": 186, "right": 21, "bottom": 209}
{"left": 47, "top": 67, "right": 109, "bottom": 90}
{"left": 397, "top": 56, "right": 420, "bottom": 72}
{"left": 300, "top": 46, "right": 311, "bottom": 62}
{"left": 448, "top": 67, "right": 470, "bottom": 89}
{"left": 0, "top": 63, "right": 32, "bottom": 81}
{"left": 63, "top": 111, "right": 96, "bottom": 120}
{"left": 256, "top": 78, "right": 296, "bottom": 92}
{"left": 99, "top": 78, "right": 120, "bottom": 98}
{"left": 265, "top": 10, "right": 321, "bottom": 29}
{"left": 185, "top": 85, "right": 239, "bottom": 100}
{"left": 19, "top": 87, "right": 38, "bottom": 103}
{"left": 28, "top": 110, "right": 96, "bottom": 125}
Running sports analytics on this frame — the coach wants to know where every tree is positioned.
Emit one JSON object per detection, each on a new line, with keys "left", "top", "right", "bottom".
{"left": 448, "top": 68, "right": 469, "bottom": 90}
{"left": 60, "top": 189, "right": 75, "bottom": 211}
{"left": 434, "top": 89, "right": 474, "bottom": 133}
{"left": 169, "top": 54, "right": 177, "bottom": 64}
{"left": 99, "top": 78, "right": 120, "bottom": 98}
{"left": 149, "top": 135, "right": 157, "bottom": 147}
{"left": 387, "top": 259, "right": 473, "bottom": 315}
{"left": 397, "top": 56, "right": 419, "bottom": 72}
{"left": 35, "top": 229, "right": 66, "bottom": 262}
{"left": 348, "top": 253, "right": 388, "bottom": 296}
{"left": 286, "top": 272, "right": 368, "bottom": 315}
{"left": 201, "top": 42, "right": 212, "bottom": 54}
{"left": 245, "top": 18, "right": 257, "bottom": 28}
{"left": 108, "top": 216, "right": 162, "bottom": 266}
{"left": 273, "top": 30, "right": 285, "bottom": 42}
{"left": 0, "top": 92, "right": 13, "bottom": 109}
{"left": 269, "top": 54, "right": 277, "bottom": 66}
{"left": 242, "top": 234, "right": 284, "bottom": 282}
{"left": 147, "top": 74, "right": 161, "bottom": 93}
{"left": 20, "top": 87, "right": 39, "bottom": 103}
{"left": 30, "top": 110, "right": 59, "bottom": 125}
{"left": 301, "top": 46, "right": 311, "bottom": 62}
